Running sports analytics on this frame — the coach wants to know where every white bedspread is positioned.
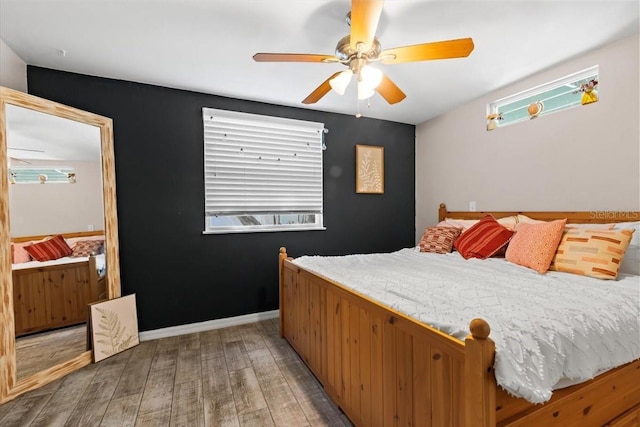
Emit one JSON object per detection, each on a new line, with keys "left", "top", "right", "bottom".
{"left": 293, "top": 249, "right": 640, "bottom": 404}
{"left": 13, "top": 253, "right": 106, "bottom": 273}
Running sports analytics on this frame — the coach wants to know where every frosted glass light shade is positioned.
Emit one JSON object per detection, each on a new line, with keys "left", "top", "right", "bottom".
{"left": 357, "top": 81, "right": 375, "bottom": 100}
{"left": 329, "top": 69, "right": 353, "bottom": 95}
{"left": 360, "top": 65, "right": 383, "bottom": 89}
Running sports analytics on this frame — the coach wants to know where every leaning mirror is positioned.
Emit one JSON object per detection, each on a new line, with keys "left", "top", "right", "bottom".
{"left": 0, "top": 86, "right": 121, "bottom": 403}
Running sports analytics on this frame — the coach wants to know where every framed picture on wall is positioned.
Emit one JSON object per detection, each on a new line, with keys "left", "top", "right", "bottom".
{"left": 89, "top": 294, "right": 139, "bottom": 362}
{"left": 356, "top": 144, "right": 384, "bottom": 194}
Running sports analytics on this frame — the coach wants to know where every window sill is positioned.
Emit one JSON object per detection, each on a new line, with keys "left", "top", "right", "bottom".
{"left": 202, "top": 225, "right": 326, "bottom": 235}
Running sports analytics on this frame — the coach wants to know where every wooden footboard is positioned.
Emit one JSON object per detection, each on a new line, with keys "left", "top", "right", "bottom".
{"left": 279, "top": 247, "right": 640, "bottom": 427}
{"left": 12, "top": 256, "right": 103, "bottom": 336}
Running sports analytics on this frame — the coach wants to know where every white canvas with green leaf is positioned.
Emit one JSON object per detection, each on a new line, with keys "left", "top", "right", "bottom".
{"left": 90, "top": 294, "right": 139, "bottom": 362}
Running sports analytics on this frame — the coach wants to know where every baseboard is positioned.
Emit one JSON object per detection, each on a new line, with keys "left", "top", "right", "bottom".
{"left": 138, "top": 309, "right": 279, "bottom": 341}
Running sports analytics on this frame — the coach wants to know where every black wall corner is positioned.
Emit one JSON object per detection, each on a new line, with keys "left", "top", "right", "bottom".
{"left": 27, "top": 66, "right": 416, "bottom": 331}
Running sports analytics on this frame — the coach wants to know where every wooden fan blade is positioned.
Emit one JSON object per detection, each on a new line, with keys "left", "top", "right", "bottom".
{"left": 350, "top": 0, "right": 384, "bottom": 52}
{"left": 376, "top": 74, "right": 406, "bottom": 104}
{"left": 302, "top": 72, "right": 343, "bottom": 104}
{"left": 8, "top": 147, "right": 45, "bottom": 153}
{"left": 253, "top": 53, "right": 338, "bottom": 63}
{"left": 9, "top": 157, "right": 32, "bottom": 165}
{"left": 381, "top": 38, "right": 474, "bottom": 64}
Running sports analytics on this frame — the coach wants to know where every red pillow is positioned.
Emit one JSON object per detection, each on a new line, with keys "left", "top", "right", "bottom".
{"left": 25, "top": 235, "right": 73, "bottom": 261}
{"left": 453, "top": 215, "right": 514, "bottom": 259}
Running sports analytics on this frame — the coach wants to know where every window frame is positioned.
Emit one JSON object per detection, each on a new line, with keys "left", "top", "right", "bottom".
{"left": 487, "top": 65, "right": 599, "bottom": 128}
{"left": 8, "top": 166, "right": 75, "bottom": 184}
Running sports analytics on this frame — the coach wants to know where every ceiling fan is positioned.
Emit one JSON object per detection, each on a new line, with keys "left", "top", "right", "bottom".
{"left": 253, "top": 0, "right": 474, "bottom": 106}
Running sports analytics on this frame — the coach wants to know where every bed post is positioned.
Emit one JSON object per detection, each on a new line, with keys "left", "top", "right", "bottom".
{"left": 439, "top": 203, "right": 447, "bottom": 222}
{"left": 464, "top": 318, "right": 496, "bottom": 427}
{"left": 278, "top": 247, "right": 287, "bottom": 338}
{"left": 88, "top": 255, "right": 99, "bottom": 301}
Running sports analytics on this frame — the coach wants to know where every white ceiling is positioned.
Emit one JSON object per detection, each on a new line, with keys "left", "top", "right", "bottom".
{"left": 1, "top": 0, "right": 638, "bottom": 125}
{"left": 6, "top": 103, "right": 101, "bottom": 161}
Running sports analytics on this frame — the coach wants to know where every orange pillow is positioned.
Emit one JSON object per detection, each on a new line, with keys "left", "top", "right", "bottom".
{"left": 453, "top": 215, "right": 514, "bottom": 259}
{"left": 12, "top": 241, "right": 34, "bottom": 264}
{"left": 549, "top": 228, "right": 633, "bottom": 279}
{"left": 505, "top": 219, "right": 567, "bottom": 273}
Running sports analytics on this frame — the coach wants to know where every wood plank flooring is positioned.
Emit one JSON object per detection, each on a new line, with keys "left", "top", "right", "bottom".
{"left": 0, "top": 318, "right": 353, "bottom": 427}
{"left": 16, "top": 325, "right": 88, "bottom": 380}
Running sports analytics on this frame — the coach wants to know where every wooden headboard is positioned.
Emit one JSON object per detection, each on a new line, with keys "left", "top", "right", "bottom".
{"left": 10, "top": 230, "right": 105, "bottom": 243}
{"left": 438, "top": 203, "right": 639, "bottom": 224}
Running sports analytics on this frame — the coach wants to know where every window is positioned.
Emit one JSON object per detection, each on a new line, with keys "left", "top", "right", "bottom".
{"left": 9, "top": 166, "right": 75, "bottom": 184}
{"left": 488, "top": 65, "right": 599, "bottom": 128}
{"left": 203, "top": 108, "right": 325, "bottom": 233}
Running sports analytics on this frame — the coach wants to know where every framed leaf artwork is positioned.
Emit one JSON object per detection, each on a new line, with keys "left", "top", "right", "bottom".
{"left": 356, "top": 144, "right": 384, "bottom": 194}
{"left": 89, "top": 294, "right": 139, "bottom": 362}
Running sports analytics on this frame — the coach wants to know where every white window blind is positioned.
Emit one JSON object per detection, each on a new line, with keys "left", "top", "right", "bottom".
{"left": 203, "top": 108, "right": 325, "bottom": 233}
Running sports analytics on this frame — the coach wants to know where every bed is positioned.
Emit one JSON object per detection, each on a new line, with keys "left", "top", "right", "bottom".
{"left": 278, "top": 204, "right": 640, "bottom": 427}
{"left": 11, "top": 231, "right": 106, "bottom": 337}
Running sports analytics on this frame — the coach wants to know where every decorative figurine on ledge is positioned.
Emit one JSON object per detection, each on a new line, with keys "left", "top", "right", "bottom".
{"left": 486, "top": 112, "right": 503, "bottom": 131}
{"left": 527, "top": 101, "right": 544, "bottom": 119}
{"left": 576, "top": 78, "right": 598, "bottom": 105}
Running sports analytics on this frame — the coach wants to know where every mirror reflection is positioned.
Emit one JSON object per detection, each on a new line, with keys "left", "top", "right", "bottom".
{"left": 7, "top": 104, "right": 106, "bottom": 380}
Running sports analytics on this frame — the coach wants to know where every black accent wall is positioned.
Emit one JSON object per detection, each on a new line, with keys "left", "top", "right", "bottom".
{"left": 27, "top": 66, "right": 415, "bottom": 331}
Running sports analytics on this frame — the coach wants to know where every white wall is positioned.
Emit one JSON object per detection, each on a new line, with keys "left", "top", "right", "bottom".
{"left": 0, "top": 39, "right": 27, "bottom": 92}
{"left": 9, "top": 160, "right": 105, "bottom": 237}
{"left": 415, "top": 34, "right": 640, "bottom": 242}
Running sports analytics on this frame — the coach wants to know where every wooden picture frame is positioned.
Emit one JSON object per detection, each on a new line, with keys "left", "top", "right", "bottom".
{"left": 355, "top": 144, "right": 384, "bottom": 194}
{"left": 89, "top": 294, "right": 139, "bottom": 363}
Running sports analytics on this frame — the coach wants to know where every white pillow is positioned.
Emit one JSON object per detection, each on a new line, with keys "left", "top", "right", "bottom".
{"left": 613, "top": 221, "right": 639, "bottom": 246}
{"left": 619, "top": 245, "right": 640, "bottom": 276}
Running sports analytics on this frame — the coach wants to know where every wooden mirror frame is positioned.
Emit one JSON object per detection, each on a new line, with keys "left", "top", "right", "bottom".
{"left": 0, "top": 86, "right": 121, "bottom": 403}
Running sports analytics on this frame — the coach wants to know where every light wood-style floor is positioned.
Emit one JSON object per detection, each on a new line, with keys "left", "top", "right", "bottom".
{"left": 0, "top": 318, "right": 353, "bottom": 427}
{"left": 16, "top": 325, "right": 88, "bottom": 380}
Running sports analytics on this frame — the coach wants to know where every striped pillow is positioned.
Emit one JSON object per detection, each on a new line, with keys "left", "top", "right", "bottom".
{"left": 549, "top": 228, "right": 634, "bottom": 279}
{"left": 25, "top": 235, "right": 73, "bottom": 262}
{"left": 453, "top": 215, "right": 514, "bottom": 259}
{"left": 419, "top": 226, "right": 462, "bottom": 254}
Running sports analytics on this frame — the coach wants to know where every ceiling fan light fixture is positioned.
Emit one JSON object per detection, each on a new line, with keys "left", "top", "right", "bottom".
{"left": 360, "top": 65, "right": 383, "bottom": 89}
{"left": 357, "top": 80, "right": 375, "bottom": 100}
{"left": 329, "top": 69, "right": 353, "bottom": 95}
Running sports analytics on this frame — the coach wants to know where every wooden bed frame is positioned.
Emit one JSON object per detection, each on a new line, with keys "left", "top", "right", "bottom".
{"left": 278, "top": 204, "right": 640, "bottom": 427}
{"left": 11, "top": 231, "right": 106, "bottom": 336}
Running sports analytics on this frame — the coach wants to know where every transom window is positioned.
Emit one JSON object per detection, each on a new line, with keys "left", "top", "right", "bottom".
{"left": 488, "top": 65, "right": 599, "bottom": 128}
{"left": 202, "top": 108, "right": 325, "bottom": 234}
{"left": 9, "top": 167, "right": 75, "bottom": 184}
